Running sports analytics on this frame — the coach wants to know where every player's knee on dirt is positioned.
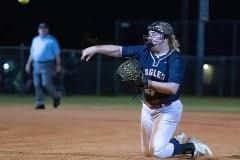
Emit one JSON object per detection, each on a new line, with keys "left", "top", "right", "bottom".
{"left": 151, "top": 148, "right": 165, "bottom": 158}
{"left": 150, "top": 145, "right": 174, "bottom": 158}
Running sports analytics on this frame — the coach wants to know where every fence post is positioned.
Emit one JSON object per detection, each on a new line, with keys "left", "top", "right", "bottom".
{"left": 195, "top": 0, "right": 209, "bottom": 96}
{"left": 231, "top": 24, "right": 237, "bottom": 96}
{"left": 96, "top": 54, "right": 102, "bottom": 96}
{"left": 113, "top": 20, "right": 120, "bottom": 96}
{"left": 217, "top": 56, "right": 225, "bottom": 96}
{"left": 19, "top": 43, "right": 25, "bottom": 95}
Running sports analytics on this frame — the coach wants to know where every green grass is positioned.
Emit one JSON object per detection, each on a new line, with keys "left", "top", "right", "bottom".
{"left": 59, "top": 95, "right": 141, "bottom": 108}
{"left": 0, "top": 95, "right": 239, "bottom": 112}
{"left": 181, "top": 96, "right": 240, "bottom": 112}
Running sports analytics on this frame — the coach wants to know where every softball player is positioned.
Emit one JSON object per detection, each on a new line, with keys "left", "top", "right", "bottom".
{"left": 81, "top": 21, "right": 213, "bottom": 159}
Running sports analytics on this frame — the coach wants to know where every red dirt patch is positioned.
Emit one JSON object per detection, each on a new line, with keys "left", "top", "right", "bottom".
{"left": 0, "top": 107, "right": 239, "bottom": 160}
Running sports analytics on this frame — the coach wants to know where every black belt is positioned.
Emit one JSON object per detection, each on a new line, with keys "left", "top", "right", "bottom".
{"left": 144, "top": 101, "right": 172, "bottom": 109}
{"left": 35, "top": 60, "right": 54, "bottom": 63}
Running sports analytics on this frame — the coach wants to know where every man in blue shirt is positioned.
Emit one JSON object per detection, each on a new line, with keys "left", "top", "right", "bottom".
{"left": 81, "top": 21, "right": 213, "bottom": 159}
{"left": 25, "top": 22, "right": 61, "bottom": 109}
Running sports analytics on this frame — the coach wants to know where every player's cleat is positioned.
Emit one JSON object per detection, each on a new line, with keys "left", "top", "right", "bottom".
{"left": 188, "top": 137, "right": 213, "bottom": 159}
{"left": 35, "top": 104, "right": 45, "bottom": 110}
{"left": 174, "top": 132, "right": 187, "bottom": 144}
{"left": 53, "top": 97, "right": 61, "bottom": 108}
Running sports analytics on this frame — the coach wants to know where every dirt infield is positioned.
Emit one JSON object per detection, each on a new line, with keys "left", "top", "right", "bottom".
{"left": 0, "top": 106, "right": 239, "bottom": 160}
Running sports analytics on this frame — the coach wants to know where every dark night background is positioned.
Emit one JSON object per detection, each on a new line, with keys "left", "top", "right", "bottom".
{"left": 1, "top": 0, "right": 240, "bottom": 96}
{"left": 0, "top": 0, "right": 240, "bottom": 50}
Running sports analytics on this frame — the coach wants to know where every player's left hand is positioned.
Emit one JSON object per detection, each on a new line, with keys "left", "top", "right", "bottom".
{"left": 56, "top": 64, "right": 61, "bottom": 73}
{"left": 116, "top": 58, "right": 148, "bottom": 88}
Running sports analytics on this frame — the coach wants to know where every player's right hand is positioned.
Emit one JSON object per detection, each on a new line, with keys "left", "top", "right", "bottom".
{"left": 81, "top": 46, "right": 97, "bottom": 62}
{"left": 25, "top": 63, "right": 31, "bottom": 74}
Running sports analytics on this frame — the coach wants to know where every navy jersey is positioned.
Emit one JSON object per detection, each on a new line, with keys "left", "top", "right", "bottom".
{"left": 122, "top": 45, "right": 185, "bottom": 104}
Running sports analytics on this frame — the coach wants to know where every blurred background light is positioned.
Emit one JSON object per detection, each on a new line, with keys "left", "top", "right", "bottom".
{"left": 3, "top": 61, "right": 15, "bottom": 73}
{"left": 3, "top": 63, "right": 10, "bottom": 71}
{"left": 203, "top": 63, "right": 214, "bottom": 85}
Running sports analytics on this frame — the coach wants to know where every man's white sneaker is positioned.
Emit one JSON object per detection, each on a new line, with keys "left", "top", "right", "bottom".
{"left": 174, "top": 132, "right": 187, "bottom": 144}
{"left": 188, "top": 137, "right": 213, "bottom": 159}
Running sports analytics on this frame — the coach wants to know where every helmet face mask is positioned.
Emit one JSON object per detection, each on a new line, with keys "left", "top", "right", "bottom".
{"left": 143, "top": 30, "right": 165, "bottom": 48}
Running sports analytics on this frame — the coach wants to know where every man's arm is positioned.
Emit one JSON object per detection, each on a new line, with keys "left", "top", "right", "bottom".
{"left": 81, "top": 45, "right": 122, "bottom": 62}
{"left": 25, "top": 55, "right": 32, "bottom": 74}
{"left": 56, "top": 53, "right": 61, "bottom": 72}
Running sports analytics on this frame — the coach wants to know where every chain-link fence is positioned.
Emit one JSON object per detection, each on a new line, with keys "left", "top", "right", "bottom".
{"left": 1, "top": 20, "right": 240, "bottom": 96}
{"left": 0, "top": 45, "right": 239, "bottom": 97}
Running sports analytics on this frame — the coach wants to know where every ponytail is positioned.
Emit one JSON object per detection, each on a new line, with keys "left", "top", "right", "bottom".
{"left": 168, "top": 34, "right": 180, "bottom": 52}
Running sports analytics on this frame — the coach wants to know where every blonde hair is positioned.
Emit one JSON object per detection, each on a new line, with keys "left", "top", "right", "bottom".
{"left": 168, "top": 34, "right": 180, "bottom": 52}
